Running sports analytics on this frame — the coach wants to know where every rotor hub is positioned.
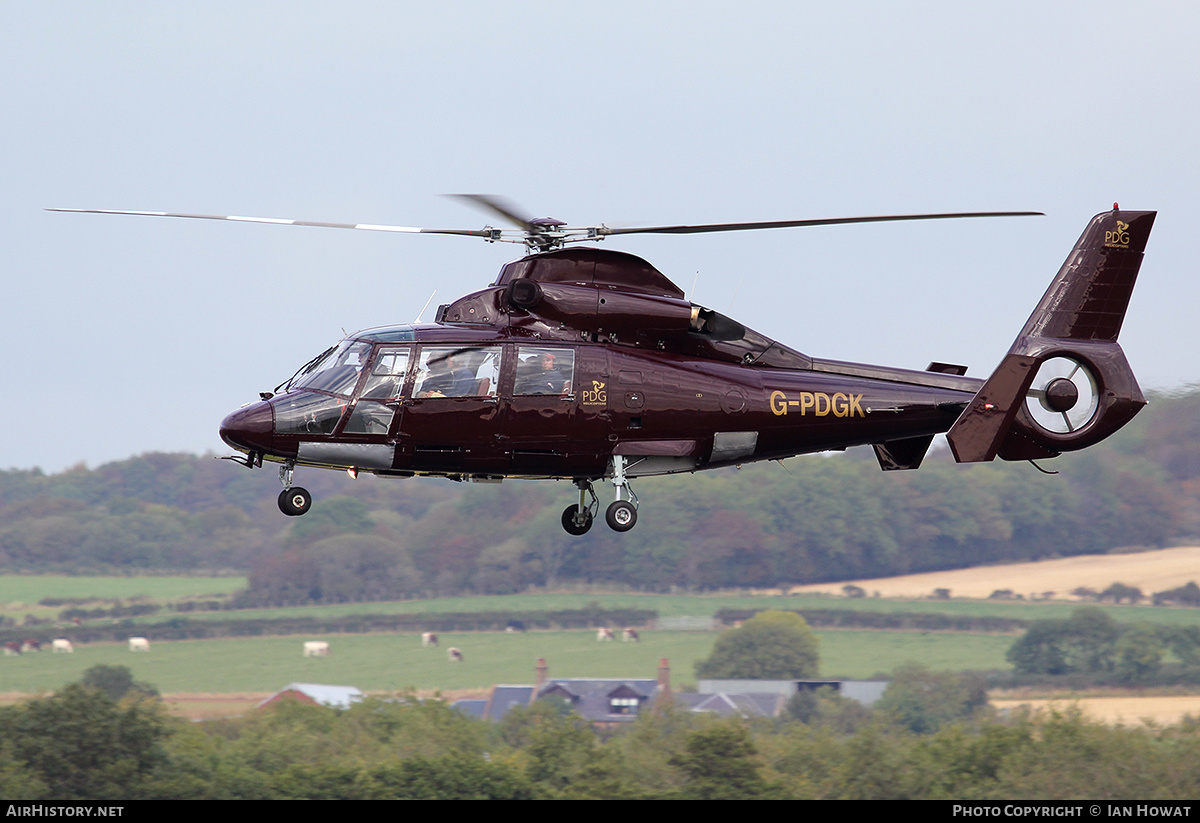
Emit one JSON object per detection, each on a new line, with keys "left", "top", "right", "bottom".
{"left": 1042, "top": 377, "right": 1079, "bottom": 412}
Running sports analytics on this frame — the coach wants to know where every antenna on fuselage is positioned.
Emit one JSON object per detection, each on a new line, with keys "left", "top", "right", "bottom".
{"left": 414, "top": 290, "right": 437, "bottom": 324}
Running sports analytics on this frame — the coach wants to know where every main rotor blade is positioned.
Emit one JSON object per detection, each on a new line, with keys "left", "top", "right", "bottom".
{"left": 598, "top": 211, "right": 1043, "bottom": 237}
{"left": 45, "top": 208, "right": 493, "bottom": 238}
{"left": 446, "top": 194, "right": 537, "bottom": 233}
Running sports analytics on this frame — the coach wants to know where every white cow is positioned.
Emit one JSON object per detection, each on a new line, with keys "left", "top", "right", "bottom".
{"left": 421, "top": 632, "right": 439, "bottom": 648}
{"left": 52, "top": 639, "right": 73, "bottom": 653}
{"left": 622, "top": 628, "right": 640, "bottom": 643}
{"left": 596, "top": 627, "right": 614, "bottom": 641}
{"left": 128, "top": 637, "right": 150, "bottom": 652}
{"left": 447, "top": 647, "right": 464, "bottom": 662}
{"left": 303, "top": 641, "right": 330, "bottom": 657}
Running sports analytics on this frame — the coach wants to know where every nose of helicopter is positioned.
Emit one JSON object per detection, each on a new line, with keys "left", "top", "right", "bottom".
{"left": 219, "top": 401, "right": 274, "bottom": 454}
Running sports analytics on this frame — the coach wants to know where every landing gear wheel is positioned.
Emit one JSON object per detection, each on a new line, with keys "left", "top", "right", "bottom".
{"left": 605, "top": 500, "right": 637, "bottom": 532}
{"left": 561, "top": 505, "right": 594, "bottom": 536}
{"left": 278, "top": 487, "right": 313, "bottom": 516}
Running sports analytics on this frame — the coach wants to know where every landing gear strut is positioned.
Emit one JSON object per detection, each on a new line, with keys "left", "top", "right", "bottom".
{"left": 277, "top": 461, "right": 313, "bottom": 517}
{"left": 604, "top": 455, "right": 639, "bottom": 532}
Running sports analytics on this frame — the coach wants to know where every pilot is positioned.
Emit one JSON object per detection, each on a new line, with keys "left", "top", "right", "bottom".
{"left": 516, "top": 351, "right": 569, "bottom": 395}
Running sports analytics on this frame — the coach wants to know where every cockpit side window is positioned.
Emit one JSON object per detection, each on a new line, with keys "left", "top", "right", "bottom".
{"left": 360, "top": 346, "right": 411, "bottom": 400}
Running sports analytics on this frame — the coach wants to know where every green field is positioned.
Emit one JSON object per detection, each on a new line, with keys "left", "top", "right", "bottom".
{"left": 6, "top": 576, "right": 1200, "bottom": 625}
{"left": 0, "top": 628, "right": 1015, "bottom": 694}
{"left": 0, "top": 576, "right": 246, "bottom": 623}
{"left": 0, "top": 575, "right": 1192, "bottom": 695}
{"left": 0, "top": 575, "right": 246, "bottom": 603}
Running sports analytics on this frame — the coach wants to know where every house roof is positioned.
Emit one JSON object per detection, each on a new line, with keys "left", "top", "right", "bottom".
{"left": 485, "top": 685, "right": 536, "bottom": 721}
{"left": 537, "top": 678, "right": 663, "bottom": 723}
{"left": 259, "top": 682, "right": 365, "bottom": 710}
{"left": 675, "top": 692, "right": 785, "bottom": 719}
{"left": 695, "top": 679, "right": 889, "bottom": 707}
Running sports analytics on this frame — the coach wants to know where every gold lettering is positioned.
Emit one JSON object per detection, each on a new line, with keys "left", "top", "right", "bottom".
{"left": 769, "top": 390, "right": 866, "bottom": 417}
{"left": 582, "top": 381, "right": 607, "bottom": 405}
{"left": 770, "top": 390, "right": 787, "bottom": 416}
{"left": 1105, "top": 221, "right": 1131, "bottom": 248}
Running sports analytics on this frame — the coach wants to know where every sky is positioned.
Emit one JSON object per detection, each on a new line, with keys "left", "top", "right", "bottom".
{"left": 3, "top": 2, "right": 1199, "bottom": 473}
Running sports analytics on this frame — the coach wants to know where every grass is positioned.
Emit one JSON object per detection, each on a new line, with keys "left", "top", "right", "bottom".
{"left": 0, "top": 575, "right": 1191, "bottom": 696}
{"left": 0, "top": 576, "right": 246, "bottom": 623}
{"left": 0, "top": 627, "right": 1013, "bottom": 695}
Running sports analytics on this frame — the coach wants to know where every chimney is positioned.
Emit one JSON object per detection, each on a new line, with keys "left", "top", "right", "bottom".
{"left": 532, "top": 657, "right": 549, "bottom": 703}
{"left": 655, "top": 658, "right": 672, "bottom": 711}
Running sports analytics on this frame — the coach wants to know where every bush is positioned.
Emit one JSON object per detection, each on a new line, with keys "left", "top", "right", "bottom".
{"left": 696, "top": 611, "right": 818, "bottom": 680}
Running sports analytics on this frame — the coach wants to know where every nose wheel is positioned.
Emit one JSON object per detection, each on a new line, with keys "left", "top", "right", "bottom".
{"left": 278, "top": 487, "right": 313, "bottom": 516}
{"left": 277, "top": 461, "right": 313, "bottom": 517}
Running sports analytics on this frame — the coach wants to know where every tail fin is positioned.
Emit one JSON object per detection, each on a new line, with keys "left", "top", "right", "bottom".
{"left": 946, "top": 207, "right": 1155, "bottom": 463}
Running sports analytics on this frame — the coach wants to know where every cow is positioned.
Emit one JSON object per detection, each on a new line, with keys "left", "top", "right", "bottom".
{"left": 52, "top": 639, "right": 73, "bottom": 653}
{"left": 421, "top": 632, "right": 439, "bottom": 648}
{"left": 447, "top": 647, "right": 464, "bottom": 662}
{"left": 303, "top": 641, "right": 330, "bottom": 657}
{"left": 128, "top": 637, "right": 150, "bottom": 652}
{"left": 21, "top": 640, "right": 40, "bottom": 653}
{"left": 622, "top": 628, "right": 640, "bottom": 643}
{"left": 4, "top": 641, "right": 19, "bottom": 656}
{"left": 596, "top": 627, "right": 614, "bottom": 642}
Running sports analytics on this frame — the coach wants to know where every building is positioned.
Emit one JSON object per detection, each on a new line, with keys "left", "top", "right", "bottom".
{"left": 258, "top": 682, "right": 365, "bottom": 710}
{"left": 456, "top": 657, "right": 672, "bottom": 725}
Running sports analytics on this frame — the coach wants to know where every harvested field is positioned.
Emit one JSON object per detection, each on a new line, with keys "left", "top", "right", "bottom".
{"left": 786, "top": 545, "right": 1200, "bottom": 600}
{"left": 991, "top": 695, "right": 1200, "bottom": 727}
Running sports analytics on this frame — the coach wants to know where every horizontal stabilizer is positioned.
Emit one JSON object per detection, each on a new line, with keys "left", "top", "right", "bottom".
{"left": 873, "top": 435, "right": 935, "bottom": 471}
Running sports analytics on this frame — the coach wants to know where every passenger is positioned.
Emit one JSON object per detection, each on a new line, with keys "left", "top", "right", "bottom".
{"left": 419, "top": 353, "right": 475, "bottom": 397}
{"left": 516, "top": 351, "right": 569, "bottom": 395}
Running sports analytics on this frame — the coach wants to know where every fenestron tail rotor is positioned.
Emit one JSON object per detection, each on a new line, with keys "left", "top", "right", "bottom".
{"left": 1025, "top": 356, "right": 1100, "bottom": 434}
{"left": 49, "top": 200, "right": 1043, "bottom": 254}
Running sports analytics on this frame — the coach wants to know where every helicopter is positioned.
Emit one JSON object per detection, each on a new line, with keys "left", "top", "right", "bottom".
{"left": 51, "top": 197, "right": 1155, "bottom": 535}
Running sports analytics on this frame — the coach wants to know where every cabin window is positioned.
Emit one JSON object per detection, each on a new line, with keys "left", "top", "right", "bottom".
{"left": 413, "top": 346, "right": 501, "bottom": 398}
{"left": 514, "top": 347, "right": 575, "bottom": 396}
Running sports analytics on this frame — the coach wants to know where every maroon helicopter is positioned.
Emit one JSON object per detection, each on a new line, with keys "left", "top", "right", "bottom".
{"left": 52, "top": 198, "right": 1155, "bottom": 535}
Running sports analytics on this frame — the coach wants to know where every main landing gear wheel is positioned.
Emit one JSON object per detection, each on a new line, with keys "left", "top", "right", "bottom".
{"left": 561, "top": 505, "right": 594, "bottom": 536}
{"left": 278, "top": 487, "right": 313, "bottom": 516}
{"left": 605, "top": 501, "right": 637, "bottom": 532}
{"left": 561, "top": 478, "right": 601, "bottom": 536}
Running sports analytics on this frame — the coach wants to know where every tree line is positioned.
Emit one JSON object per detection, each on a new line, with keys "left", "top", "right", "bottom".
{"left": 4, "top": 663, "right": 1200, "bottom": 800}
